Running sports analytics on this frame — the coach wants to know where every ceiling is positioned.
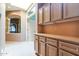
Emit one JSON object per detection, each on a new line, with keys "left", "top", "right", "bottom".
{"left": 6, "top": 2, "right": 32, "bottom": 11}
{"left": 6, "top": 3, "right": 25, "bottom": 11}
{"left": 10, "top": 3, "right": 32, "bottom": 10}
{"left": 4, "top": 0, "right": 34, "bottom": 11}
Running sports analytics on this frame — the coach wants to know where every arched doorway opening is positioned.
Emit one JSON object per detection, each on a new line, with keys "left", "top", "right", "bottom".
{"left": 6, "top": 15, "right": 21, "bottom": 41}
{"left": 8, "top": 15, "right": 21, "bottom": 33}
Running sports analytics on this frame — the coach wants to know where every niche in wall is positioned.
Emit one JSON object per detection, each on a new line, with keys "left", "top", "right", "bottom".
{"left": 10, "top": 18, "right": 21, "bottom": 33}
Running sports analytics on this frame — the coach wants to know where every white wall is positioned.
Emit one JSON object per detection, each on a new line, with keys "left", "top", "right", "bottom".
{"left": 27, "top": 17, "right": 36, "bottom": 41}
{"left": 26, "top": 4, "right": 37, "bottom": 41}
{"left": 0, "top": 3, "right": 6, "bottom": 55}
{"left": 21, "top": 11, "right": 26, "bottom": 41}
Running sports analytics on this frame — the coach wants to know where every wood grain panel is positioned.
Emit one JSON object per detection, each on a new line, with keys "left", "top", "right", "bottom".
{"left": 38, "top": 25, "right": 44, "bottom": 33}
{"left": 46, "top": 44, "right": 57, "bottom": 56}
{"left": 51, "top": 3, "right": 62, "bottom": 21}
{"left": 43, "top": 20, "right": 79, "bottom": 37}
{"left": 38, "top": 7, "right": 43, "bottom": 24}
{"left": 63, "top": 3, "right": 79, "bottom": 19}
{"left": 59, "top": 49, "right": 75, "bottom": 56}
{"left": 39, "top": 36, "right": 45, "bottom": 42}
{"left": 59, "top": 41, "right": 79, "bottom": 55}
{"left": 46, "top": 38, "right": 57, "bottom": 47}
{"left": 39, "top": 41, "right": 45, "bottom": 56}
{"left": 43, "top": 4, "right": 50, "bottom": 23}
{"left": 34, "top": 39, "right": 39, "bottom": 53}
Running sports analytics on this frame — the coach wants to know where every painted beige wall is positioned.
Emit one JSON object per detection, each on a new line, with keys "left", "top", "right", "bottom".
{"left": 21, "top": 11, "right": 26, "bottom": 41}
{"left": 26, "top": 4, "right": 37, "bottom": 41}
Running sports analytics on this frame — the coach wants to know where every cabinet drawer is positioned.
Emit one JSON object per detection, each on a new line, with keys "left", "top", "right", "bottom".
{"left": 39, "top": 36, "right": 45, "bottom": 42}
{"left": 46, "top": 38, "right": 57, "bottom": 47}
{"left": 59, "top": 49, "right": 75, "bottom": 56}
{"left": 35, "top": 35, "right": 38, "bottom": 39}
{"left": 59, "top": 41, "right": 79, "bottom": 55}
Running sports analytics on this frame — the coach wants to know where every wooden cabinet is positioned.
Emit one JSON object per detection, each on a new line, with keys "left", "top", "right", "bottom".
{"left": 38, "top": 7, "right": 43, "bottom": 24}
{"left": 34, "top": 34, "right": 79, "bottom": 56}
{"left": 38, "top": 3, "right": 79, "bottom": 26}
{"left": 46, "top": 38, "right": 58, "bottom": 56}
{"left": 59, "top": 41, "right": 79, "bottom": 55}
{"left": 59, "top": 49, "right": 75, "bottom": 56}
{"left": 38, "top": 3, "right": 79, "bottom": 25}
{"left": 39, "top": 41, "right": 45, "bottom": 56}
{"left": 51, "top": 3, "right": 62, "bottom": 21}
{"left": 39, "top": 36, "right": 45, "bottom": 56}
{"left": 34, "top": 39, "right": 39, "bottom": 54}
{"left": 36, "top": 3, "right": 79, "bottom": 56}
{"left": 43, "top": 4, "right": 50, "bottom": 23}
{"left": 39, "top": 36, "right": 45, "bottom": 42}
{"left": 46, "top": 38, "right": 57, "bottom": 47}
{"left": 46, "top": 44, "right": 57, "bottom": 56}
{"left": 34, "top": 36, "right": 39, "bottom": 55}
{"left": 63, "top": 3, "right": 79, "bottom": 19}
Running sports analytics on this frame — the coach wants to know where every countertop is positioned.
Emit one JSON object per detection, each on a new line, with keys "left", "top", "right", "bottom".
{"left": 34, "top": 33, "right": 79, "bottom": 45}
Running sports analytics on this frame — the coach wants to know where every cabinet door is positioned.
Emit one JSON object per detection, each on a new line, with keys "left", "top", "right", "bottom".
{"left": 46, "top": 44, "right": 57, "bottom": 56}
{"left": 38, "top": 7, "right": 43, "bottom": 24}
{"left": 43, "top": 3, "right": 50, "bottom": 23}
{"left": 59, "top": 49, "right": 75, "bottom": 56}
{"left": 39, "top": 41, "right": 45, "bottom": 56}
{"left": 51, "top": 3, "right": 62, "bottom": 21}
{"left": 63, "top": 3, "right": 79, "bottom": 19}
{"left": 34, "top": 39, "right": 39, "bottom": 54}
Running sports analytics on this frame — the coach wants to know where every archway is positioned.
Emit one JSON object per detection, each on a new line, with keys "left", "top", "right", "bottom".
{"left": 6, "top": 15, "right": 21, "bottom": 41}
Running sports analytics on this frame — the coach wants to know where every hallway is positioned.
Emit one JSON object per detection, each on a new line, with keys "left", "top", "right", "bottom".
{"left": 3, "top": 41, "right": 35, "bottom": 56}
{"left": 0, "top": 1, "right": 79, "bottom": 57}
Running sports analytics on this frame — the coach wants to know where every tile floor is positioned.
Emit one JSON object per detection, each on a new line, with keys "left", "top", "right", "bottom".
{"left": 3, "top": 41, "right": 35, "bottom": 56}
